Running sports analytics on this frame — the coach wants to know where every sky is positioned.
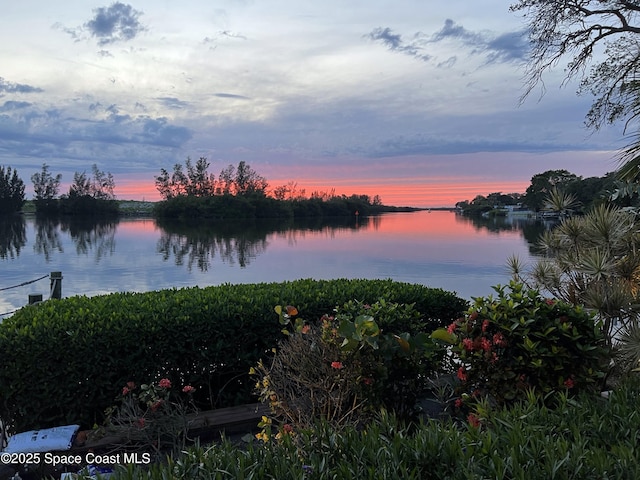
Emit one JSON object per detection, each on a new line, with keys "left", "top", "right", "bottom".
{"left": 0, "top": 0, "right": 628, "bottom": 207}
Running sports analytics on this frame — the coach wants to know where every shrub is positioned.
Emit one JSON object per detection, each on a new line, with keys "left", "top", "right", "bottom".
{"left": 0, "top": 279, "right": 466, "bottom": 432}
{"left": 102, "top": 378, "right": 197, "bottom": 458}
{"left": 252, "top": 301, "right": 444, "bottom": 433}
{"left": 109, "top": 379, "right": 640, "bottom": 480}
{"left": 434, "top": 282, "right": 609, "bottom": 409}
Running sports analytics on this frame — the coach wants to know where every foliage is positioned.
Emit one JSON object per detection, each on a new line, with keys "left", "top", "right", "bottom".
{"left": 0, "top": 165, "right": 25, "bottom": 214}
{"left": 454, "top": 192, "right": 523, "bottom": 217}
{"left": 523, "top": 170, "right": 579, "bottom": 212}
{"left": 31, "top": 163, "right": 62, "bottom": 214}
{"left": 0, "top": 279, "right": 466, "bottom": 432}
{"left": 59, "top": 164, "right": 118, "bottom": 215}
{"left": 433, "top": 282, "right": 608, "bottom": 407}
{"left": 253, "top": 301, "right": 443, "bottom": 433}
{"left": 155, "top": 158, "right": 267, "bottom": 200}
{"left": 510, "top": 204, "right": 640, "bottom": 349}
{"left": 106, "top": 380, "right": 640, "bottom": 479}
{"left": 102, "top": 378, "right": 197, "bottom": 458}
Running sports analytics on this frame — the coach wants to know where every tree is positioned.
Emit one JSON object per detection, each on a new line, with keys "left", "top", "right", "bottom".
{"left": 511, "top": 0, "right": 640, "bottom": 130}
{"left": 155, "top": 157, "right": 216, "bottom": 199}
{"left": 31, "top": 164, "right": 62, "bottom": 214}
{"left": 234, "top": 161, "right": 268, "bottom": 195}
{"left": 523, "top": 170, "right": 580, "bottom": 211}
{"left": 0, "top": 165, "right": 25, "bottom": 214}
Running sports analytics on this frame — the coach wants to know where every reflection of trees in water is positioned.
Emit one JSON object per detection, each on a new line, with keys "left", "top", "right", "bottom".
{"left": 457, "top": 213, "right": 555, "bottom": 255}
{"left": 274, "top": 216, "right": 371, "bottom": 246}
{"left": 156, "top": 216, "right": 370, "bottom": 272}
{"left": 0, "top": 216, "right": 26, "bottom": 259}
{"left": 57, "top": 217, "right": 118, "bottom": 261}
{"left": 156, "top": 219, "right": 269, "bottom": 271}
{"left": 34, "top": 216, "right": 64, "bottom": 261}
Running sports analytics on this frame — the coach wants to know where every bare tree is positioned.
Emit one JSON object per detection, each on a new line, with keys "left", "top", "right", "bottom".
{"left": 512, "top": 0, "right": 640, "bottom": 129}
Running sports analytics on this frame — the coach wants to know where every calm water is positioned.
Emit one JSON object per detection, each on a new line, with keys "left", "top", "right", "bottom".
{"left": 0, "top": 211, "right": 548, "bottom": 317}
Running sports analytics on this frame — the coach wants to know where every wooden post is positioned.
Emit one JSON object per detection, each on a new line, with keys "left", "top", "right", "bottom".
{"left": 28, "top": 294, "right": 43, "bottom": 305}
{"left": 50, "top": 271, "right": 62, "bottom": 300}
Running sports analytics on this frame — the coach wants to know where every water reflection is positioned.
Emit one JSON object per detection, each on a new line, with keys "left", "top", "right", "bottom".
{"left": 156, "top": 216, "right": 371, "bottom": 271}
{"left": 0, "top": 216, "right": 26, "bottom": 259}
{"left": 455, "top": 213, "right": 554, "bottom": 254}
{"left": 33, "top": 216, "right": 118, "bottom": 262}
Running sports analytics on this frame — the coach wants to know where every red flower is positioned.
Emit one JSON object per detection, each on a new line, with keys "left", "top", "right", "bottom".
{"left": 467, "top": 413, "right": 481, "bottom": 428}
{"left": 447, "top": 322, "right": 457, "bottom": 334}
{"left": 545, "top": 299, "right": 556, "bottom": 306}
{"left": 482, "top": 320, "right": 490, "bottom": 332}
{"left": 564, "top": 377, "right": 575, "bottom": 389}
{"left": 480, "top": 337, "right": 492, "bottom": 352}
{"left": 331, "top": 361, "right": 344, "bottom": 370}
{"left": 182, "top": 385, "right": 195, "bottom": 394}
{"left": 301, "top": 324, "right": 311, "bottom": 334}
{"left": 122, "top": 386, "right": 131, "bottom": 395}
{"left": 457, "top": 367, "right": 467, "bottom": 382}
{"left": 136, "top": 418, "right": 145, "bottom": 428}
{"left": 462, "top": 338, "right": 475, "bottom": 352}
{"left": 126, "top": 381, "right": 136, "bottom": 390}
{"left": 158, "top": 378, "right": 172, "bottom": 389}
{"left": 362, "top": 377, "right": 374, "bottom": 386}
{"left": 492, "top": 332, "right": 506, "bottom": 347}
{"left": 151, "top": 400, "right": 164, "bottom": 411}
{"left": 454, "top": 398, "right": 463, "bottom": 408}
{"left": 282, "top": 424, "right": 294, "bottom": 434}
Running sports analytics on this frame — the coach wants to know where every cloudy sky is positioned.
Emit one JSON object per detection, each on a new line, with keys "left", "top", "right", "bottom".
{"left": 0, "top": 0, "right": 626, "bottom": 207}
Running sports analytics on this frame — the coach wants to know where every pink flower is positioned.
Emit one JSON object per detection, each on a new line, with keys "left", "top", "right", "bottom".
{"left": 122, "top": 386, "right": 131, "bottom": 395}
{"left": 480, "top": 337, "right": 492, "bottom": 352}
{"left": 301, "top": 324, "right": 311, "bottom": 334}
{"left": 127, "top": 381, "right": 136, "bottom": 389}
{"left": 151, "top": 400, "right": 164, "bottom": 411}
{"left": 482, "top": 320, "right": 490, "bottom": 332}
{"left": 467, "top": 413, "right": 481, "bottom": 428}
{"left": 158, "top": 378, "right": 172, "bottom": 389}
{"left": 454, "top": 398, "right": 463, "bottom": 408}
{"left": 182, "top": 385, "right": 195, "bottom": 394}
{"left": 331, "top": 361, "right": 344, "bottom": 370}
{"left": 564, "top": 377, "right": 575, "bottom": 389}
{"left": 446, "top": 322, "right": 457, "bottom": 334}
{"left": 457, "top": 367, "right": 467, "bottom": 382}
{"left": 545, "top": 299, "right": 556, "bottom": 306}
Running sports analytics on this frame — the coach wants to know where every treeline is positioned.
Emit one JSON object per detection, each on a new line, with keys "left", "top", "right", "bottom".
{"left": 152, "top": 157, "right": 392, "bottom": 219}
{"left": 455, "top": 169, "right": 622, "bottom": 217}
{"left": 0, "top": 163, "right": 118, "bottom": 216}
{"left": 0, "top": 158, "right": 399, "bottom": 218}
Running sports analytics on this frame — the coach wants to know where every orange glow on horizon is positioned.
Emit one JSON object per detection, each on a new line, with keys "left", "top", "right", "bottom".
{"left": 114, "top": 175, "right": 529, "bottom": 208}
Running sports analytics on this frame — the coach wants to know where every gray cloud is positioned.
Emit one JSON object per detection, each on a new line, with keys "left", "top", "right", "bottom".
{"left": 85, "top": 2, "right": 146, "bottom": 46}
{"left": 365, "top": 27, "right": 431, "bottom": 62}
{"left": 214, "top": 93, "right": 249, "bottom": 99}
{"left": 0, "top": 78, "right": 43, "bottom": 94}
{"left": 367, "top": 19, "right": 528, "bottom": 66}
{"left": 156, "top": 97, "right": 190, "bottom": 109}
{"left": 0, "top": 101, "right": 32, "bottom": 112}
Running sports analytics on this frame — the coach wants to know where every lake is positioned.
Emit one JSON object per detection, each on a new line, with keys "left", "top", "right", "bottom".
{"left": 0, "top": 211, "right": 549, "bottom": 317}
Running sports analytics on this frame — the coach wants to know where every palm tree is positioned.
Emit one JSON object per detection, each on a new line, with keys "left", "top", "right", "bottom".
{"left": 543, "top": 187, "right": 580, "bottom": 218}
{"left": 510, "top": 204, "right": 640, "bottom": 350}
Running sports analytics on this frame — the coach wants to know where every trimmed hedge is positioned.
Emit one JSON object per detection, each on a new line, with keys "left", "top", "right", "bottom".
{"left": 0, "top": 279, "right": 467, "bottom": 432}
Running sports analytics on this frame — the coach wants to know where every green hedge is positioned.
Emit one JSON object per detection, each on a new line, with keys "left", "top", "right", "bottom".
{"left": 0, "top": 279, "right": 467, "bottom": 432}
